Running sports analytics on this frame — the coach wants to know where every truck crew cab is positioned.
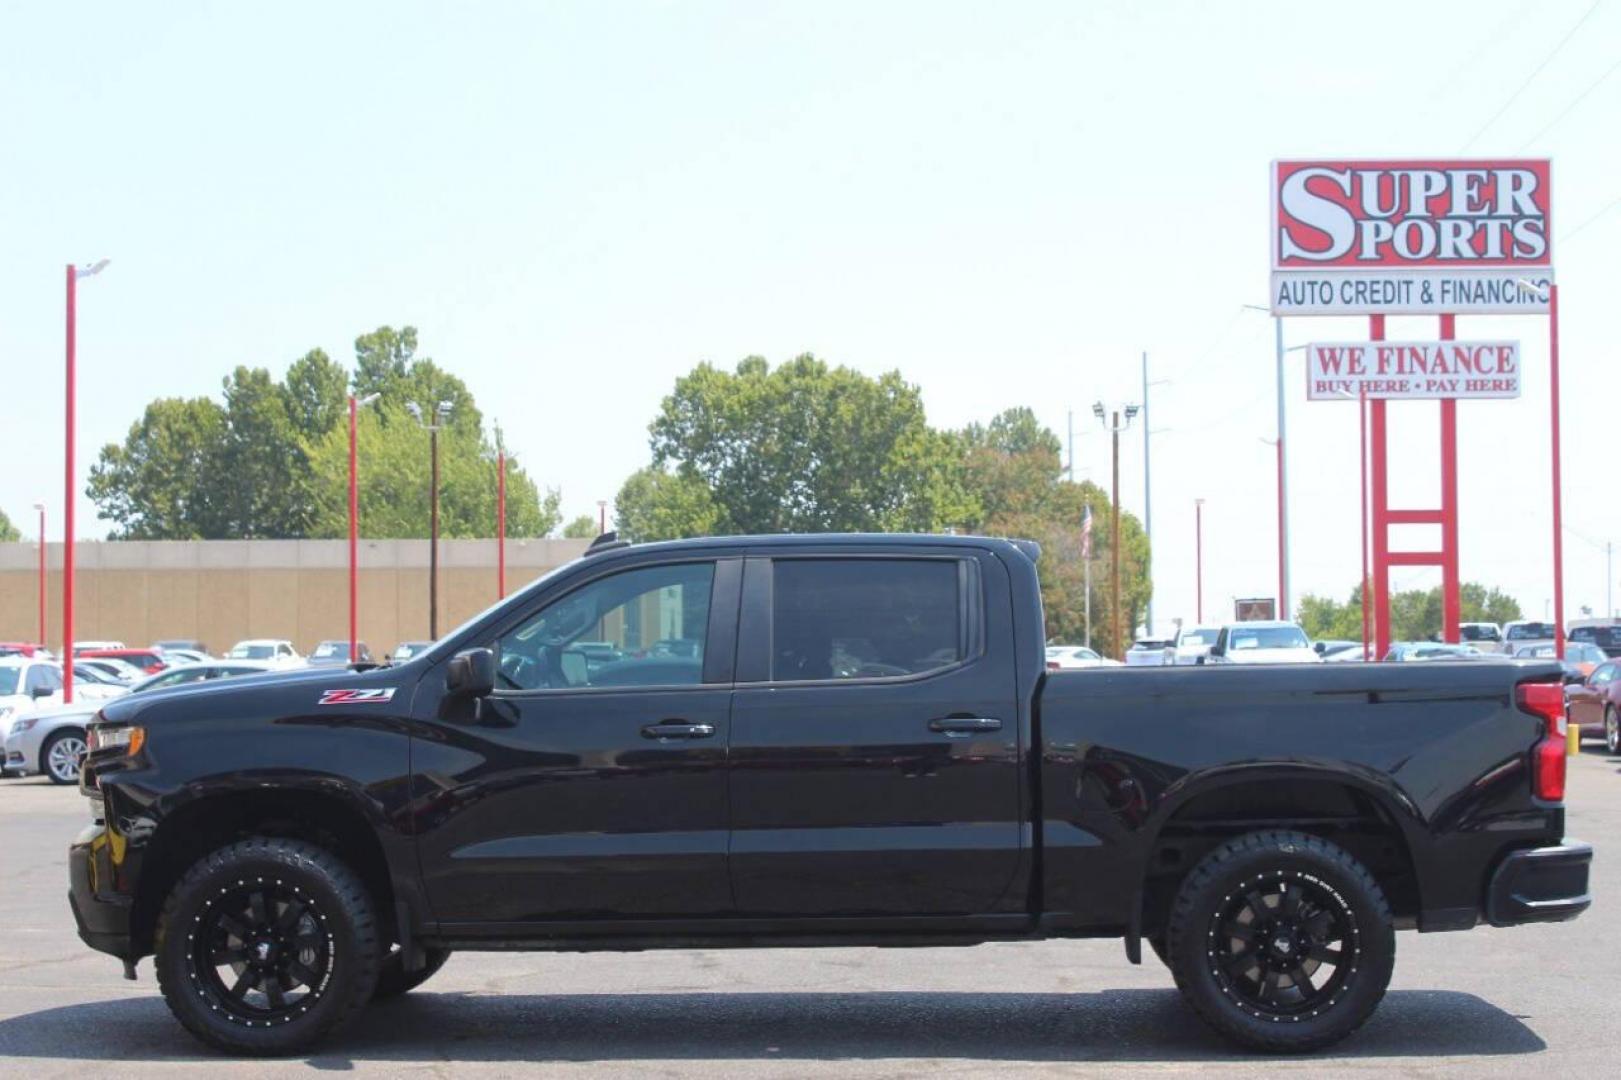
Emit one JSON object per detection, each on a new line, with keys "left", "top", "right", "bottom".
{"left": 69, "top": 533, "right": 1591, "bottom": 1055}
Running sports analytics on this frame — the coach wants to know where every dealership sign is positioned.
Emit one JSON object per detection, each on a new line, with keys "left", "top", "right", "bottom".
{"left": 1304, "top": 340, "right": 1520, "bottom": 401}
{"left": 1272, "top": 160, "right": 1553, "bottom": 315}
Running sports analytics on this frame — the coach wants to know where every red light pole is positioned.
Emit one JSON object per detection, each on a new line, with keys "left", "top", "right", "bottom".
{"left": 348, "top": 392, "right": 379, "bottom": 663}
{"left": 34, "top": 501, "right": 46, "bottom": 648}
{"left": 63, "top": 259, "right": 108, "bottom": 704}
{"left": 497, "top": 449, "right": 507, "bottom": 598}
{"left": 1194, "top": 498, "right": 1205, "bottom": 624}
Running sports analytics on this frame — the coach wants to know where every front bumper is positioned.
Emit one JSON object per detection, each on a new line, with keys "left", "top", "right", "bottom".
{"left": 1486, "top": 838, "right": 1593, "bottom": 927}
{"left": 68, "top": 822, "right": 136, "bottom": 960}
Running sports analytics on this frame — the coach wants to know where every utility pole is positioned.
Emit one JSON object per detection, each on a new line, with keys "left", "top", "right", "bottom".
{"left": 1094, "top": 401, "right": 1139, "bottom": 658}
{"left": 1195, "top": 498, "right": 1204, "bottom": 624}
{"left": 1274, "top": 316, "right": 1290, "bottom": 620}
{"left": 408, "top": 400, "right": 453, "bottom": 639}
{"left": 1066, "top": 410, "right": 1075, "bottom": 481}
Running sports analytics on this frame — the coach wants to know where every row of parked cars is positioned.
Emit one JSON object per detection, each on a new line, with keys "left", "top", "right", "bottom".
{"left": 0, "top": 636, "right": 439, "bottom": 785}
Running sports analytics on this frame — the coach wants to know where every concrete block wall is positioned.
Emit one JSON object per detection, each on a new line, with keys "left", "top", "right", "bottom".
{"left": 0, "top": 538, "right": 590, "bottom": 654}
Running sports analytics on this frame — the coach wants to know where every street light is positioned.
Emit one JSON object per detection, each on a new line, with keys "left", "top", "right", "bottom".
{"left": 1242, "top": 303, "right": 1292, "bottom": 620}
{"left": 1095, "top": 402, "right": 1139, "bottom": 659}
{"left": 63, "top": 258, "right": 109, "bottom": 704}
{"left": 407, "top": 400, "right": 454, "bottom": 638}
{"left": 348, "top": 392, "right": 381, "bottom": 662}
{"left": 33, "top": 501, "right": 46, "bottom": 648}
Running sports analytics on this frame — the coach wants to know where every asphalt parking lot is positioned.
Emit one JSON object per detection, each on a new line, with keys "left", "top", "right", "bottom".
{"left": 0, "top": 751, "right": 1613, "bottom": 1078}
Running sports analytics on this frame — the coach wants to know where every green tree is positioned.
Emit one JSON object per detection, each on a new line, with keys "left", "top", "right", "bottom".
{"left": 88, "top": 397, "right": 231, "bottom": 538}
{"left": 1296, "top": 582, "right": 1523, "bottom": 643}
{"left": 614, "top": 466, "right": 723, "bottom": 542}
{"left": 648, "top": 355, "right": 978, "bottom": 534}
{"left": 89, "top": 325, "right": 560, "bottom": 540}
{"left": 561, "top": 514, "right": 598, "bottom": 539}
{"left": 0, "top": 509, "right": 19, "bottom": 542}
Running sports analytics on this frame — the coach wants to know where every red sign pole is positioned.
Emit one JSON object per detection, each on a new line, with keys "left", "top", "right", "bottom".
{"left": 1439, "top": 314, "right": 1461, "bottom": 644}
{"left": 1550, "top": 284, "right": 1566, "bottom": 658}
{"left": 1359, "top": 385, "right": 1369, "bottom": 659}
{"left": 1369, "top": 316, "right": 1390, "bottom": 660}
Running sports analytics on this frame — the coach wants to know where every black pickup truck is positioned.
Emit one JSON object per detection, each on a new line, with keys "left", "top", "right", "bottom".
{"left": 70, "top": 533, "right": 1591, "bottom": 1056}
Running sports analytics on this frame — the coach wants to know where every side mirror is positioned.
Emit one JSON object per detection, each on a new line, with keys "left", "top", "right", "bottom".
{"left": 1313, "top": 642, "right": 1326, "bottom": 654}
{"left": 446, "top": 648, "right": 496, "bottom": 698}
{"left": 31, "top": 684, "right": 53, "bottom": 698}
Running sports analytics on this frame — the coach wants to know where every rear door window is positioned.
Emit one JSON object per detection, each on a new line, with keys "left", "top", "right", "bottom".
{"left": 770, "top": 558, "right": 964, "bottom": 681}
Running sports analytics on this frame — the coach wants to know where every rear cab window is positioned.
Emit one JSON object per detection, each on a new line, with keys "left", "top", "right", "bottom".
{"left": 768, "top": 557, "right": 970, "bottom": 682}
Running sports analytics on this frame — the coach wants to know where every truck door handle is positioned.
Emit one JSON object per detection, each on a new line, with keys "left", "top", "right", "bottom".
{"left": 928, "top": 717, "right": 1002, "bottom": 734}
{"left": 640, "top": 721, "right": 716, "bottom": 740}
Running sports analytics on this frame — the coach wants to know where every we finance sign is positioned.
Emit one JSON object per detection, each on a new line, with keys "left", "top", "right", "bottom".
{"left": 1305, "top": 341, "right": 1521, "bottom": 401}
{"left": 1271, "top": 160, "right": 1553, "bottom": 315}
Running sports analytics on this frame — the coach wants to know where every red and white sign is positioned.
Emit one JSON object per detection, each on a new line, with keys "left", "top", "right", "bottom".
{"left": 1305, "top": 340, "right": 1521, "bottom": 401}
{"left": 1272, "top": 159, "right": 1553, "bottom": 315}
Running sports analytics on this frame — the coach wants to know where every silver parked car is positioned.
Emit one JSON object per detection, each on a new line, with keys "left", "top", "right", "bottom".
{"left": 3, "top": 661, "right": 276, "bottom": 784}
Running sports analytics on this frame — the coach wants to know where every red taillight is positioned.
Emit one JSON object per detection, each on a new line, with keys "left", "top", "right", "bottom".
{"left": 1517, "top": 682, "right": 1567, "bottom": 802}
{"left": 1046, "top": 661, "right": 1060, "bottom": 672}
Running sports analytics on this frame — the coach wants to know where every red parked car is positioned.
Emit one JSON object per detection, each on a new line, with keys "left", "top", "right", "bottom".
{"left": 76, "top": 648, "right": 168, "bottom": 674}
{"left": 1566, "top": 659, "right": 1621, "bottom": 754}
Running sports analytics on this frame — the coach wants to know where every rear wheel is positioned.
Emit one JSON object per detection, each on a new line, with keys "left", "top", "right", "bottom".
{"left": 154, "top": 837, "right": 380, "bottom": 1055}
{"left": 1165, "top": 830, "right": 1395, "bottom": 1053}
{"left": 40, "top": 728, "right": 86, "bottom": 785}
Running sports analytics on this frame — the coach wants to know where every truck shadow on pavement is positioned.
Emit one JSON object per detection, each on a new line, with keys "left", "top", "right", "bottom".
{"left": 0, "top": 988, "right": 1545, "bottom": 1064}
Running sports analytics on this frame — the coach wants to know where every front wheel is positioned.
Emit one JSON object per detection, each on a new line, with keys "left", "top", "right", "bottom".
{"left": 1165, "top": 830, "right": 1395, "bottom": 1053}
{"left": 154, "top": 837, "right": 380, "bottom": 1055}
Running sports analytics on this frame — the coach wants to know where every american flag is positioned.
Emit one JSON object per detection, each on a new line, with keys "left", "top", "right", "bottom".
{"left": 1080, "top": 504, "right": 1093, "bottom": 559}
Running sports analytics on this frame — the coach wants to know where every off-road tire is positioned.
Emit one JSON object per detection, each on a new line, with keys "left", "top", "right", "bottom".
{"left": 373, "top": 946, "right": 451, "bottom": 999}
{"left": 1165, "top": 830, "right": 1395, "bottom": 1053}
{"left": 154, "top": 837, "right": 381, "bottom": 1055}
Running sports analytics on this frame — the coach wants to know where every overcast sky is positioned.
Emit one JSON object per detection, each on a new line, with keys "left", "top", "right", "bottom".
{"left": 3, "top": 0, "right": 1618, "bottom": 629}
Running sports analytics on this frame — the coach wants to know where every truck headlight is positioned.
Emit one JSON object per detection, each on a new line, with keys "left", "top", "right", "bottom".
{"left": 87, "top": 725, "right": 145, "bottom": 756}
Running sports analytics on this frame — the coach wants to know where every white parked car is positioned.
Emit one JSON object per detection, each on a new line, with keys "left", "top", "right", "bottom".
{"left": 1206, "top": 621, "right": 1321, "bottom": 664}
{"left": 226, "top": 639, "right": 304, "bottom": 667}
{"left": 4, "top": 661, "right": 277, "bottom": 784}
{"left": 1458, "top": 622, "right": 1505, "bottom": 654}
{"left": 1166, "top": 626, "right": 1221, "bottom": 665}
{"left": 1502, "top": 620, "right": 1560, "bottom": 656}
{"left": 1045, "top": 645, "right": 1121, "bottom": 670}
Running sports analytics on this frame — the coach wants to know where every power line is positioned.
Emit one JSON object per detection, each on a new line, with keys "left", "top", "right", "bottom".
{"left": 1517, "top": 52, "right": 1621, "bottom": 150}
{"left": 1458, "top": 0, "right": 1604, "bottom": 152}
{"left": 1560, "top": 190, "right": 1621, "bottom": 244}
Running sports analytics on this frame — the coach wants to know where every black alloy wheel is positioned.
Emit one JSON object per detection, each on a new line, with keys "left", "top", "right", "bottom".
{"left": 1207, "top": 871, "right": 1356, "bottom": 1021}
{"left": 188, "top": 879, "right": 334, "bottom": 1025}
{"left": 155, "top": 837, "right": 380, "bottom": 1055}
{"left": 1165, "top": 830, "right": 1395, "bottom": 1053}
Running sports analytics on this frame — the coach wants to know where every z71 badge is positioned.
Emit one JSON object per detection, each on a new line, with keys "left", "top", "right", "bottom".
{"left": 317, "top": 688, "right": 397, "bottom": 705}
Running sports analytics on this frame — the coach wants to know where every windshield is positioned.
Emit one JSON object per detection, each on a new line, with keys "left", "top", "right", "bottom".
{"left": 1506, "top": 622, "right": 1557, "bottom": 640}
{"left": 1460, "top": 624, "right": 1500, "bottom": 642}
{"left": 0, "top": 669, "right": 18, "bottom": 695}
{"left": 312, "top": 642, "right": 345, "bottom": 658}
{"left": 228, "top": 644, "right": 276, "bottom": 659}
{"left": 1228, "top": 626, "right": 1310, "bottom": 651}
{"left": 1178, "top": 630, "right": 1218, "bottom": 646}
